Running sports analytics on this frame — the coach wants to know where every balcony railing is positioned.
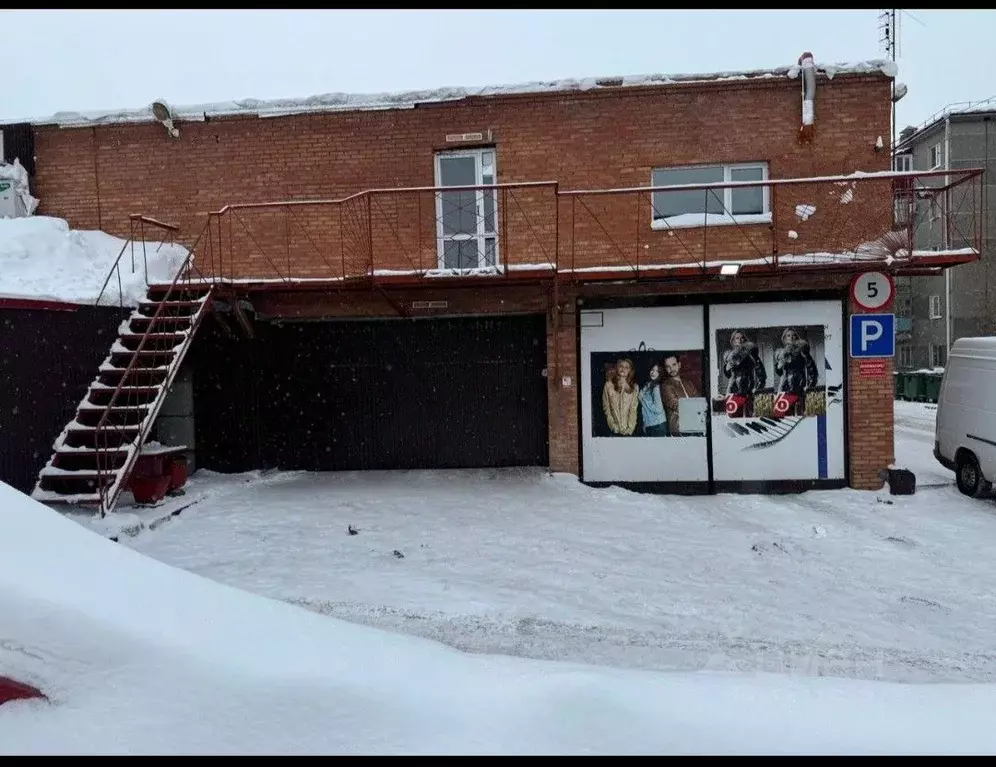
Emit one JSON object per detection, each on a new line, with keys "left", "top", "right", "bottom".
{"left": 184, "top": 168, "right": 984, "bottom": 286}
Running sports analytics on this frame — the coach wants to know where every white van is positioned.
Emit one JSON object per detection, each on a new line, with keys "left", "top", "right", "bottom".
{"left": 934, "top": 336, "right": 996, "bottom": 498}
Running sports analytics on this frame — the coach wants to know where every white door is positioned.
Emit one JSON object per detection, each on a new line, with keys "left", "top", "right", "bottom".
{"left": 435, "top": 149, "right": 498, "bottom": 271}
{"left": 708, "top": 300, "right": 845, "bottom": 482}
{"left": 580, "top": 305, "right": 710, "bottom": 483}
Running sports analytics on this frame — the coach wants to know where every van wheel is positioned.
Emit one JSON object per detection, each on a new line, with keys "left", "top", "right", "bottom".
{"left": 956, "top": 453, "right": 991, "bottom": 498}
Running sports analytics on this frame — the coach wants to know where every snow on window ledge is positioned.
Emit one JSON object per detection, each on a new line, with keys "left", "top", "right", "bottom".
{"left": 651, "top": 212, "right": 772, "bottom": 231}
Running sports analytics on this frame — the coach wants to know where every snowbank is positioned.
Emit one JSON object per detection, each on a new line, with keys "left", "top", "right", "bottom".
{"left": 14, "top": 61, "right": 898, "bottom": 129}
{"left": 0, "top": 160, "right": 38, "bottom": 216}
{"left": 0, "top": 216, "right": 188, "bottom": 306}
{"left": 2, "top": 481, "right": 996, "bottom": 755}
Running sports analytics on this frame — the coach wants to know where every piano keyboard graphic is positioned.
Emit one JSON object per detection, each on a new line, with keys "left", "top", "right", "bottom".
{"left": 723, "top": 416, "right": 805, "bottom": 450}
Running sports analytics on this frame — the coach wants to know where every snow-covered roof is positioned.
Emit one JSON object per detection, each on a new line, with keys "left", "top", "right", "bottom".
{"left": 897, "top": 95, "right": 996, "bottom": 149}
{"left": 4, "top": 59, "right": 898, "bottom": 130}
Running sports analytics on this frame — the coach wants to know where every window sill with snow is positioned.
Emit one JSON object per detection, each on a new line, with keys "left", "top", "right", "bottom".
{"left": 651, "top": 212, "right": 773, "bottom": 231}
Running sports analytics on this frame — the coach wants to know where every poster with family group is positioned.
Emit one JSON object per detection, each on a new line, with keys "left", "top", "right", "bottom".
{"left": 708, "top": 301, "right": 845, "bottom": 483}
{"left": 580, "top": 305, "right": 709, "bottom": 483}
{"left": 580, "top": 300, "right": 845, "bottom": 487}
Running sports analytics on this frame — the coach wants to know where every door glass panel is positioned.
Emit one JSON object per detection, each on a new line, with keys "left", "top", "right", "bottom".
{"left": 436, "top": 151, "right": 499, "bottom": 269}
{"left": 443, "top": 239, "right": 481, "bottom": 270}
{"left": 438, "top": 156, "right": 478, "bottom": 237}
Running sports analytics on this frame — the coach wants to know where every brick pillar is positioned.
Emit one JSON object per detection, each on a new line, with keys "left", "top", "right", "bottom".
{"left": 847, "top": 300, "right": 896, "bottom": 490}
{"left": 547, "top": 293, "right": 579, "bottom": 475}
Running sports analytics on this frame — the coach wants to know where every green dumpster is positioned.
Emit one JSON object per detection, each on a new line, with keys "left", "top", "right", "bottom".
{"left": 923, "top": 372, "right": 943, "bottom": 403}
{"left": 895, "top": 371, "right": 911, "bottom": 400}
{"left": 906, "top": 372, "right": 925, "bottom": 401}
{"left": 893, "top": 371, "right": 902, "bottom": 398}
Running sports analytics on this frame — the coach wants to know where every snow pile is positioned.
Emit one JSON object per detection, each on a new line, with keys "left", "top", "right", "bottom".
{"left": 795, "top": 204, "right": 817, "bottom": 221}
{"left": 0, "top": 216, "right": 188, "bottom": 306}
{"left": 0, "top": 160, "right": 39, "bottom": 217}
{"left": 2, "top": 480, "right": 996, "bottom": 755}
{"left": 788, "top": 59, "right": 899, "bottom": 80}
{"left": 17, "top": 61, "right": 898, "bottom": 129}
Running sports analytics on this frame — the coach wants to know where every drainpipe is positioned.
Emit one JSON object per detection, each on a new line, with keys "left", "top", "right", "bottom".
{"left": 798, "top": 52, "right": 816, "bottom": 144}
{"left": 944, "top": 115, "right": 952, "bottom": 360}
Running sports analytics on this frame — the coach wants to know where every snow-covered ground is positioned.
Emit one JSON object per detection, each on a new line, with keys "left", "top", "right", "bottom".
{"left": 6, "top": 400, "right": 996, "bottom": 753}
{"left": 893, "top": 400, "right": 948, "bottom": 486}
{"left": 0, "top": 215, "right": 187, "bottom": 305}
{"left": 87, "top": 402, "right": 994, "bottom": 690}
{"left": 10, "top": 462, "right": 996, "bottom": 754}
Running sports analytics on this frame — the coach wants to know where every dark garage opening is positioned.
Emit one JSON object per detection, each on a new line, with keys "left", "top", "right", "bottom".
{"left": 0, "top": 303, "right": 130, "bottom": 493}
{"left": 192, "top": 314, "right": 549, "bottom": 473}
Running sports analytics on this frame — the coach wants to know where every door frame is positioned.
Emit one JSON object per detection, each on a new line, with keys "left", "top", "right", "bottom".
{"left": 575, "top": 288, "right": 850, "bottom": 494}
{"left": 433, "top": 148, "right": 500, "bottom": 272}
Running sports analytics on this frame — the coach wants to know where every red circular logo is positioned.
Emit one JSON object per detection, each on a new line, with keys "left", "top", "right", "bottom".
{"left": 725, "top": 396, "right": 739, "bottom": 415}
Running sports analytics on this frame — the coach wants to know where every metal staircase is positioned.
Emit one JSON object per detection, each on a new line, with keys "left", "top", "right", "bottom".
{"left": 30, "top": 218, "right": 214, "bottom": 515}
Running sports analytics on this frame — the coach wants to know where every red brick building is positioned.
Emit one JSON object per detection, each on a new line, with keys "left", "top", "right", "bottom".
{"left": 6, "top": 55, "right": 983, "bottom": 509}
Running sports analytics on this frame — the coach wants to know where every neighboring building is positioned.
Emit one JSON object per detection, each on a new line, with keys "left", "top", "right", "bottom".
{"left": 0, "top": 55, "right": 980, "bottom": 507}
{"left": 893, "top": 100, "right": 996, "bottom": 371}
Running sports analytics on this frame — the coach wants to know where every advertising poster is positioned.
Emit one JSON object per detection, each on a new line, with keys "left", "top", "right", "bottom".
{"left": 708, "top": 301, "right": 845, "bottom": 482}
{"left": 580, "top": 306, "right": 709, "bottom": 483}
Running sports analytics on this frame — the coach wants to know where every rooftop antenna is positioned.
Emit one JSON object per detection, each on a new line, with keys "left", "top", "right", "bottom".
{"left": 879, "top": 10, "right": 901, "bottom": 155}
{"left": 878, "top": 9, "right": 900, "bottom": 61}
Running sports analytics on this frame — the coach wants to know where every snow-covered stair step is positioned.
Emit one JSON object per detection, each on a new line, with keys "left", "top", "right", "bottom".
{"left": 30, "top": 489, "right": 102, "bottom": 505}
{"left": 110, "top": 339, "right": 185, "bottom": 354}
{"left": 88, "top": 382, "right": 165, "bottom": 391}
{"left": 62, "top": 419, "right": 144, "bottom": 432}
{"left": 54, "top": 444, "right": 131, "bottom": 454}
{"left": 118, "top": 332, "right": 190, "bottom": 341}
{"left": 99, "top": 360, "right": 171, "bottom": 372}
{"left": 39, "top": 467, "right": 121, "bottom": 479}
{"left": 77, "top": 402, "right": 151, "bottom": 411}
{"left": 125, "top": 314, "right": 194, "bottom": 325}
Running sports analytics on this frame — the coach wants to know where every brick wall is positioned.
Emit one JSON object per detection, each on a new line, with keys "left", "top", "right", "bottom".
{"left": 33, "top": 75, "right": 893, "bottom": 278}
{"left": 30, "top": 71, "right": 896, "bottom": 492}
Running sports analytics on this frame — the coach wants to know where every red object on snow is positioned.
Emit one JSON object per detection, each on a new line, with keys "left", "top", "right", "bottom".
{"left": 133, "top": 453, "right": 168, "bottom": 480}
{"left": 127, "top": 445, "right": 189, "bottom": 503}
{"left": 0, "top": 676, "right": 45, "bottom": 706}
{"left": 131, "top": 474, "right": 172, "bottom": 504}
{"left": 168, "top": 455, "right": 189, "bottom": 492}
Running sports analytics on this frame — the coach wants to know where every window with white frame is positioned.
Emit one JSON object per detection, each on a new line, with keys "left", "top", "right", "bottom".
{"left": 930, "top": 343, "right": 947, "bottom": 369}
{"left": 929, "top": 294, "right": 942, "bottom": 319}
{"left": 898, "top": 345, "right": 913, "bottom": 369}
{"left": 893, "top": 153, "right": 913, "bottom": 172}
{"left": 650, "top": 162, "right": 769, "bottom": 230}
{"left": 929, "top": 143, "right": 943, "bottom": 170}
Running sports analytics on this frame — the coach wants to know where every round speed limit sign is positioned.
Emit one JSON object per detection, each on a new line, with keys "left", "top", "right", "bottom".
{"left": 850, "top": 271, "right": 894, "bottom": 311}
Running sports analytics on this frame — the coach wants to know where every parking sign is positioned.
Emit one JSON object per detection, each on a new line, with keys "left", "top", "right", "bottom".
{"left": 849, "top": 314, "right": 895, "bottom": 358}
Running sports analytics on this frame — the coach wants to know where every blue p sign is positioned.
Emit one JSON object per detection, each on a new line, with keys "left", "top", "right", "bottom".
{"left": 849, "top": 314, "right": 895, "bottom": 358}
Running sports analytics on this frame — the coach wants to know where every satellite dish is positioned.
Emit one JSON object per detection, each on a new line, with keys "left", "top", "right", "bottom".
{"left": 151, "top": 100, "right": 180, "bottom": 138}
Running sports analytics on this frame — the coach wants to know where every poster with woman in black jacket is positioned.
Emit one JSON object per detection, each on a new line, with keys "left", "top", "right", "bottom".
{"left": 721, "top": 329, "right": 767, "bottom": 418}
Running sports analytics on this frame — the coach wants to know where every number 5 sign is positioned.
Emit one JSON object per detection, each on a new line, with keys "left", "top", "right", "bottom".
{"left": 850, "top": 271, "right": 895, "bottom": 311}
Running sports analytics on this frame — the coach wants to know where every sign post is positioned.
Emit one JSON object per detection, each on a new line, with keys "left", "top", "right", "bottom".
{"left": 850, "top": 271, "right": 895, "bottom": 311}
{"left": 850, "top": 313, "right": 895, "bottom": 359}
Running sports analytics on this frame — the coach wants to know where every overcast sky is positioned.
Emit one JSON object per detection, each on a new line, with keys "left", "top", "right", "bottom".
{"left": 2, "top": 10, "right": 992, "bottom": 130}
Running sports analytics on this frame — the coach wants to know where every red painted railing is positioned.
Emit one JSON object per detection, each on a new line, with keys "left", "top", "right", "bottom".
{"left": 183, "top": 168, "right": 983, "bottom": 286}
